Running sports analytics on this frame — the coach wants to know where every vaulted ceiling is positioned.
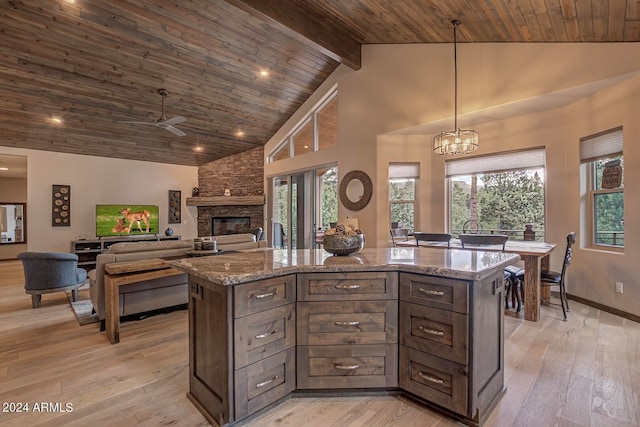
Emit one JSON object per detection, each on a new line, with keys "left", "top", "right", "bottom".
{"left": 1, "top": 0, "right": 638, "bottom": 166}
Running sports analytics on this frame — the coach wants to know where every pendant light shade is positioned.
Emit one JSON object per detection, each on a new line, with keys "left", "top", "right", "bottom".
{"left": 434, "top": 19, "right": 479, "bottom": 155}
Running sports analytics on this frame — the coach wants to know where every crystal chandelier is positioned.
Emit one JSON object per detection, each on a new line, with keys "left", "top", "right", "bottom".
{"left": 433, "top": 19, "right": 479, "bottom": 155}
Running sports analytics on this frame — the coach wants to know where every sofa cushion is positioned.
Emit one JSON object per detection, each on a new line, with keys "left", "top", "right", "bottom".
{"left": 211, "top": 234, "right": 256, "bottom": 244}
{"left": 107, "top": 239, "right": 193, "bottom": 254}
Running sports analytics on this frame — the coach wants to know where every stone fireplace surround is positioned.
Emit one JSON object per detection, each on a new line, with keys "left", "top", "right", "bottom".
{"left": 193, "top": 147, "right": 265, "bottom": 238}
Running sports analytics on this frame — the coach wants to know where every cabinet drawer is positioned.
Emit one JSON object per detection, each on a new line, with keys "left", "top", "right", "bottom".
{"left": 400, "top": 302, "right": 468, "bottom": 365}
{"left": 234, "top": 304, "right": 295, "bottom": 368}
{"left": 298, "top": 272, "right": 398, "bottom": 301}
{"left": 399, "top": 273, "right": 468, "bottom": 314}
{"left": 234, "top": 275, "right": 296, "bottom": 317}
{"left": 234, "top": 347, "right": 296, "bottom": 420}
{"left": 297, "top": 344, "right": 398, "bottom": 389}
{"left": 297, "top": 300, "right": 397, "bottom": 346}
{"left": 399, "top": 346, "right": 468, "bottom": 416}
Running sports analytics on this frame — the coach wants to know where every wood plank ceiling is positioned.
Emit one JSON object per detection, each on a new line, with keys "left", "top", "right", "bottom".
{"left": 1, "top": 0, "right": 638, "bottom": 166}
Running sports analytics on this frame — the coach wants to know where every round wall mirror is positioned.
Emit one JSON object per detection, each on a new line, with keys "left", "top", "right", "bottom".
{"left": 339, "top": 170, "right": 373, "bottom": 211}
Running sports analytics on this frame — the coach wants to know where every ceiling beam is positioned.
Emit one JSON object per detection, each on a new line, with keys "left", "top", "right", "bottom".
{"left": 225, "top": 0, "right": 362, "bottom": 70}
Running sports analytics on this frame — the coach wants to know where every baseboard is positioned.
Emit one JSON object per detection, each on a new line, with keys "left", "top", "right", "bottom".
{"left": 567, "top": 294, "right": 640, "bottom": 324}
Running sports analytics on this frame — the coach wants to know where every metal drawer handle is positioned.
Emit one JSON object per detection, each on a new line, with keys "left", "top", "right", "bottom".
{"left": 419, "top": 288, "right": 445, "bottom": 296}
{"left": 418, "top": 326, "right": 444, "bottom": 336}
{"left": 335, "top": 321, "right": 360, "bottom": 327}
{"left": 255, "top": 375, "right": 279, "bottom": 388}
{"left": 334, "top": 363, "right": 360, "bottom": 370}
{"left": 255, "top": 329, "right": 278, "bottom": 339}
{"left": 255, "top": 290, "right": 279, "bottom": 299}
{"left": 419, "top": 372, "right": 444, "bottom": 384}
{"left": 334, "top": 284, "right": 360, "bottom": 290}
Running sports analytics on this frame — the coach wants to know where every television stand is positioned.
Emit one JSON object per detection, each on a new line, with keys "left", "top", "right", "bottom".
{"left": 71, "top": 235, "right": 181, "bottom": 272}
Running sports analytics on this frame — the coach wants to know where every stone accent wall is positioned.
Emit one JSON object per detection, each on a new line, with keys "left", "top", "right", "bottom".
{"left": 196, "top": 146, "right": 264, "bottom": 236}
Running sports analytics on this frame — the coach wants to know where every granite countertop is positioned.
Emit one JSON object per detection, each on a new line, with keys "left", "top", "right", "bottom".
{"left": 169, "top": 247, "right": 520, "bottom": 286}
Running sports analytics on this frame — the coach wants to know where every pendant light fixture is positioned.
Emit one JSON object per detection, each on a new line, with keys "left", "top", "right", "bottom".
{"left": 433, "top": 19, "right": 479, "bottom": 155}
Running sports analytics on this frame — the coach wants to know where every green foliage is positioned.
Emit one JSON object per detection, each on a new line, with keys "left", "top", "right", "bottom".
{"left": 389, "top": 179, "right": 416, "bottom": 229}
{"left": 450, "top": 170, "right": 544, "bottom": 238}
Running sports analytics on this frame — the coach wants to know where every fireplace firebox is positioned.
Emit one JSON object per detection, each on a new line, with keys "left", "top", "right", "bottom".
{"left": 212, "top": 216, "right": 251, "bottom": 236}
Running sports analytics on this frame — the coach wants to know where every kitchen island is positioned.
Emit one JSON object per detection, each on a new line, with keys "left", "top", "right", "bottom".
{"left": 171, "top": 247, "right": 520, "bottom": 427}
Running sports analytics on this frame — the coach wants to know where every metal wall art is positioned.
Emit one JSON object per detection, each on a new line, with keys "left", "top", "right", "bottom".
{"left": 169, "top": 190, "right": 181, "bottom": 224}
{"left": 52, "top": 184, "right": 71, "bottom": 226}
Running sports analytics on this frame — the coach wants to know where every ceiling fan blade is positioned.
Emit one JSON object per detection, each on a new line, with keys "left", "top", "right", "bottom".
{"left": 120, "top": 120, "right": 160, "bottom": 126}
{"left": 159, "top": 116, "right": 186, "bottom": 126}
{"left": 163, "top": 125, "right": 186, "bottom": 137}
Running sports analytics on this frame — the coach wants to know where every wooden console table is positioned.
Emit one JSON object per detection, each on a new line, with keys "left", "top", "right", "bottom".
{"left": 104, "top": 258, "right": 183, "bottom": 344}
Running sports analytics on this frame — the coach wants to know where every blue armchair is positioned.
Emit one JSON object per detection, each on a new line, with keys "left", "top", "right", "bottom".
{"left": 18, "top": 252, "right": 88, "bottom": 308}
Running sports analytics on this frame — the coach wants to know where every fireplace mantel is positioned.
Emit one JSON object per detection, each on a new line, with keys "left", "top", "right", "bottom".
{"left": 186, "top": 196, "right": 265, "bottom": 207}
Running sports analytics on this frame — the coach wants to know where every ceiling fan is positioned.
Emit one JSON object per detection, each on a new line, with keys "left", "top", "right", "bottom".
{"left": 122, "top": 89, "right": 186, "bottom": 136}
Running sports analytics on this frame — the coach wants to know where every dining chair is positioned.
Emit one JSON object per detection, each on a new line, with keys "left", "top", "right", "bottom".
{"left": 459, "top": 233, "right": 508, "bottom": 249}
{"left": 414, "top": 232, "right": 452, "bottom": 248}
{"left": 515, "top": 232, "right": 575, "bottom": 320}
{"left": 389, "top": 228, "right": 411, "bottom": 247}
{"left": 504, "top": 265, "right": 523, "bottom": 312}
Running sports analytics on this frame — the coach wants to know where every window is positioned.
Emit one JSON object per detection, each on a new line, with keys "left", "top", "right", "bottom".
{"left": 269, "top": 90, "right": 337, "bottom": 162}
{"left": 389, "top": 163, "right": 419, "bottom": 230}
{"left": 446, "top": 149, "right": 545, "bottom": 240}
{"left": 581, "top": 127, "right": 624, "bottom": 249}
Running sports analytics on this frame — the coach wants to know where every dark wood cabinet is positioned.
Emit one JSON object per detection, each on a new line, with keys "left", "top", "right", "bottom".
{"left": 296, "top": 272, "right": 398, "bottom": 389}
{"left": 187, "top": 274, "right": 296, "bottom": 426}
{"left": 186, "top": 268, "right": 505, "bottom": 427}
{"left": 399, "top": 271, "right": 505, "bottom": 425}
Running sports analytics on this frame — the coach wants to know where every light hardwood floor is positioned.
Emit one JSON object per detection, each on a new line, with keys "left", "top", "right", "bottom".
{"left": 1, "top": 259, "right": 638, "bottom": 427}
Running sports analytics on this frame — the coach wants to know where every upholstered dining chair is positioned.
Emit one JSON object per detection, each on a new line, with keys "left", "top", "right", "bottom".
{"left": 515, "top": 232, "right": 576, "bottom": 320}
{"left": 17, "top": 252, "right": 88, "bottom": 308}
{"left": 414, "top": 232, "right": 452, "bottom": 248}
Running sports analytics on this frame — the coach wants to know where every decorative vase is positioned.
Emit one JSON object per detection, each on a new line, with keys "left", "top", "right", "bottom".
{"left": 192, "top": 187, "right": 200, "bottom": 197}
{"left": 322, "top": 234, "right": 365, "bottom": 256}
{"left": 164, "top": 227, "right": 174, "bottom": 236}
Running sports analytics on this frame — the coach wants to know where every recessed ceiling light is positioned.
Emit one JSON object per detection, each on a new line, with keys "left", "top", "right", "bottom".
{"left": 49, "top": 117, "right": 63, "bottom": 124}
{"left": 64, "top": 0, "right": 76, "bottom": 4}
{"left": 303, "top": 145, "right": 309, "bottom": 149}
{"left": 0, "top": 167, "right": 8, "bottom": 171}
{"left": 236, "top": 130, "right": 245, "bottom": 137}
{"left": 194, "top": 145, "right": 203, "bottom": 152}
{"left": 259, "top": 70, "right": 269, "bottom": 77}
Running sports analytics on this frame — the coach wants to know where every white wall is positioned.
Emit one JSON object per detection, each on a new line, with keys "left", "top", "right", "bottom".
{"left": 0, "top": 147, "right": 198, "bottom": 257}
{"left": 264, "top": 42, "right": 640, "bottom": 317}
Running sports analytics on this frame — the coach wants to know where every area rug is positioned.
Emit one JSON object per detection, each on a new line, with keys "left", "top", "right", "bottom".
{"left": 67, "top": 287, "right": 100, "bottom": 326}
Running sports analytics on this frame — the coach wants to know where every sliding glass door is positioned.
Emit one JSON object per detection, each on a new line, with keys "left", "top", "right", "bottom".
{"left": 270, "top": 165, "right": 337, "bottom": 249}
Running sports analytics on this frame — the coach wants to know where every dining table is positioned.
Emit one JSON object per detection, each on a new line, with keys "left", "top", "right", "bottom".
{"left": 404, "top": 236, "right": 556, "bottom": 322}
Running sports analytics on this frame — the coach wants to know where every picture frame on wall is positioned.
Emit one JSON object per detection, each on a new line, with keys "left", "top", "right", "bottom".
{"left": 168, "top": 190, "right": 181, "bottom": 224}
{"left": 52, "top": 184, "right": 71, "bottom": 227}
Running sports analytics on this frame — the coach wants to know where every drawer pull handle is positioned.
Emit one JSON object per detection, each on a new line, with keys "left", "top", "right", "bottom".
{"left": 334, "top": 363, "right": 360, "bottom": 370}
{"left": 419, "top": 288, "right": 445, "bottom": 296}
{"left": 335, "top": 321, "right": 360, "bottom": 327}
{"left": 255, "top": 290, "right": 279, "bottom": 299}
{"left": 419, "top": 326, "right": 444, "bottom": 336}
{"left": 255, "top": 329, "right": 278, "bottom": 339}
{"left": 334, "top": 284, "right": 360, "bottom": 290}
{"left": 419, "top": 372, "right": 444, "bottom": 384}
{"left": 255, "top": 375, "right": 279, "bottom": 388}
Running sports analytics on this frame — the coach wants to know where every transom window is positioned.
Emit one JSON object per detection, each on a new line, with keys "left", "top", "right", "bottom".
{"left": 446, "top": 148, "right": 546, "bottom": 240}
{"left": 581, "top": 127, "right": 624, "bottom": 250}
{"left": 268, "top": 91, "right": 337, "bottom": 162}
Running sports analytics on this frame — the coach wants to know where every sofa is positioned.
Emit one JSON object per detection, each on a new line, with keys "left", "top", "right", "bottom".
{"left": 88, "top": 239, "right": 194, "bottom": 327}
{"left": 208, "top": 232, "right": 268, "bottom": 251}
{"left": 88, "top": 233, "right": 269, "bottom": 328}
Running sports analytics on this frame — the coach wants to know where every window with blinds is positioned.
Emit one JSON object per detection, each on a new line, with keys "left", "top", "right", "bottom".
{"left": 446, "top": 148, "right": 546, "bottom": 239}
{"left": 389, "top": 163, "right": 419, "bottom": 231}
{"left": 581, "top": 127, "right": 624, "bottom": 249}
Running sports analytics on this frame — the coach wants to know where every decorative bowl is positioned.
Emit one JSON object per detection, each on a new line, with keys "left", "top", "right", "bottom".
{"left": 322, "top": 234, "right": 365, "bottom": 256}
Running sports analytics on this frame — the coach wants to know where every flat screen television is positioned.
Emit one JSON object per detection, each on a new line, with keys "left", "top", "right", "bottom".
{"left": 96, "top": 204, "right": 159, "bottom": 237}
